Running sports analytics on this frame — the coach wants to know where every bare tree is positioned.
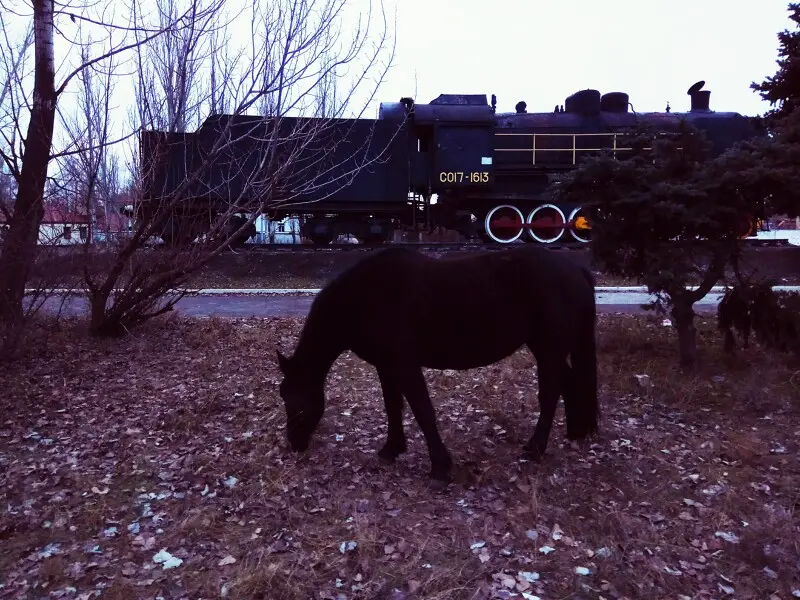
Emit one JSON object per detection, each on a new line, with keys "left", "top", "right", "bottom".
{"left": 0, "top": 15, "right": 94, "bottom": 357}
{"left": 0, "top": 0, "right": 226, "bottom": 328}
{"left": 0, "top": 16, "right": 34, "bottom": 229}
{"left": 207, "top": 16, "right": 239, "bottom": 117}
{"left": 132, "top": 0, "right": 225, "bottom": 134}
{"left": 315, "top": 52, "right": 343, "bottom": 118}
{"left": 81, "top": 0, "right": 397, "bottom": 336}
{"left": 55, "top": 41, "right": 120, "bottom": 239}
{"left": 0, "top": 0, "right": 396, "bottom": 339}
{"left": 0, "top": 0, "right": 58, "bottom": 326}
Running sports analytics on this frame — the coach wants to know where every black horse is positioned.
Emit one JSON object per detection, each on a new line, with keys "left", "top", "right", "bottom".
{"left": 276, "top": 245, "right": 599, "bottom": 481}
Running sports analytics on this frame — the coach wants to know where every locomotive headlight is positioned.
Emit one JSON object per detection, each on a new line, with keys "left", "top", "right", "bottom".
{"left": 575, "top": 216, "right": 591, "bottom": 230}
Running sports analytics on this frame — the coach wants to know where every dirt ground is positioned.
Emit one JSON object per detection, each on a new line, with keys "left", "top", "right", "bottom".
{"left": 1, "top": 314, "right": 799, "bottom": 599}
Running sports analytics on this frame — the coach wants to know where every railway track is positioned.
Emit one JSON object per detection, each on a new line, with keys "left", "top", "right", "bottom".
{"left": 239, "top": 237, "right": 794, "bottom": 253}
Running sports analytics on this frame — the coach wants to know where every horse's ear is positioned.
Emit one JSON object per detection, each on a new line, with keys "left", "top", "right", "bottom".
{"left": 276, "top": 350, "right": 290, "bottom": 373}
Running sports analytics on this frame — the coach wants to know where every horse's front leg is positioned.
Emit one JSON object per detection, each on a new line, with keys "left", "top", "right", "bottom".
{"left": 523, "top": 356, "right": 567, "bottom": 461}
{"left": 392, "top": 364, "right": 452, "bottom": 481}
{"left": 376, "top": 366, "right": 407, "bottom": 464}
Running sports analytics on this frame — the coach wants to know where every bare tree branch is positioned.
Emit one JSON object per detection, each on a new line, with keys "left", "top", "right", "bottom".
{"left": 81, "top": 0, "right": 397, "bottom": 335}
{"left": 54, "top": 0, "right": 225, "bottom": 97}
{"left": 0, "top": 0, "right": 397, "bottom": 338}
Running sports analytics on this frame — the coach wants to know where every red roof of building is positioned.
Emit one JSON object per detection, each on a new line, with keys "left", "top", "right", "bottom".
{"left": 42, "top": 205, "right": 90, "bottom": 224}
{"left": 0, "top": 204, "right": 92, "bottom": 225}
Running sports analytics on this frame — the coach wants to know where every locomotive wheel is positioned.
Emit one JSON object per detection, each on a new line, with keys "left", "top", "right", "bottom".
{"left": 527, "top": 204, "right": 566, "bottom": 243}
{"left": 568, "top": 207, "right": 591, "bottom": 243}
{"left": 484, "top": 204, "right": 525, "bottom": 244}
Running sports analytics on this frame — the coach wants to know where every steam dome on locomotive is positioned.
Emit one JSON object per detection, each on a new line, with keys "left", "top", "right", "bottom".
{"left": 138, "top": 81, "right": 760, "bottom": 246}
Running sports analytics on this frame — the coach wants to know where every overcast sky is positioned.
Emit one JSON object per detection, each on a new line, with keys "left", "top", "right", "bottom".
{"left": 1, "top": 0, "right": 795, "bottom": 171}
{"left": 39, "top": 0, "right": 797, "bottom": 122}
{"left": 367, "top": 0, "right": 793, "bottom": 117}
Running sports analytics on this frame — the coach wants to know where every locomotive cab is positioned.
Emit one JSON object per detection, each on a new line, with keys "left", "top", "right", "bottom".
{"left": 405, "top": 94, "right": 497, "bottom": 196}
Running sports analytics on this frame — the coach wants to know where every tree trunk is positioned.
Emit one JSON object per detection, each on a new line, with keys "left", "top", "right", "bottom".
{"left": 0, "top": 0, "right": 57, "bottom": 323}
{"left": 671, "top": 298, "right": 698, "bottom": 368}
{"left": 668, "top": 245, "right": 731, "bottom": 368}
{"left": 88, "top": 291, "right": 127, "bottom": 338}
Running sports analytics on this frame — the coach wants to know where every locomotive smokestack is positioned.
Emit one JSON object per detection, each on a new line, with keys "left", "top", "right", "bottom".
{"left": 690, "top": 90, "right": 710, "bottom": 111}
{"left": 687, "top": 80, "right": 711, "bottom": 112}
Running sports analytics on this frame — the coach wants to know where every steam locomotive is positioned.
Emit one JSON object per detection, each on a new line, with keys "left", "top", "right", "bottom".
{"left": 139, "top": 80, "right": 760, "bottom": 246}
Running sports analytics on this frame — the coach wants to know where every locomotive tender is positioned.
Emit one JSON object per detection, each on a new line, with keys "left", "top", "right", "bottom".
{"left": 139, "top": 81, "right": 759, "bottom": 246}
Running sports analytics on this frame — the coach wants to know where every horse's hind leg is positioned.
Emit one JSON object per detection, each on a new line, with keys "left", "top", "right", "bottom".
{"left": 523, "top": 355, "right": 567, "bottom": 462}
{"left": 376, "top": 366, "right": 407, "bottom": 464}
{"left": 559, "top": 364, "right": 582, "bottom": 440}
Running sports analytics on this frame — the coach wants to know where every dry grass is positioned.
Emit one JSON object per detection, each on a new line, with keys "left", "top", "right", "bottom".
{"left": 1, "top": 314, "right": 799, "bottom": 599}
{"left": 185, "top": 250, "right": 800, "bottom": 290}
{"left": 29, "top": 245, "right": 800, "bottom": 291}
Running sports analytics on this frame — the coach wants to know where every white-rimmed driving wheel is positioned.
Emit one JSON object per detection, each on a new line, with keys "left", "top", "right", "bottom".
{"left": 526, "top": 204, "right": 566, "bottom": 243}
{"left": 484, "top": 204, "right": 525, "bottom": 244}
{"left": 568, "top": 206, "right": 591, "bottom": 243}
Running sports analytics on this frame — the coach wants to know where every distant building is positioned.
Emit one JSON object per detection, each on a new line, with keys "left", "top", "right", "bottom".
{"left": 254, "top": 214, "right": 302, "bottom": 244}
{"left": 0, "top": 199, "right": 137, "bottom": 245}
{"left": 37, "top": 206, "right": 92, "bottom": 245}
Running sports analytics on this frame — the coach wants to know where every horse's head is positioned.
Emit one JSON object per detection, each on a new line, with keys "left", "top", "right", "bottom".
{"left": 276, "top": 350, "right": 324, "bottom": 452}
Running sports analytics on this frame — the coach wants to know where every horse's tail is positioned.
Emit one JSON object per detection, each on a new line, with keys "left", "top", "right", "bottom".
{"left": 568, "top": 268, "right": 600, "bottom": 439}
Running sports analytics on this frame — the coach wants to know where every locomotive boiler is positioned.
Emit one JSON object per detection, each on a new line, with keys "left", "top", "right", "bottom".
{"left": 138, "top": 80, "right": 760, "bottom": 246}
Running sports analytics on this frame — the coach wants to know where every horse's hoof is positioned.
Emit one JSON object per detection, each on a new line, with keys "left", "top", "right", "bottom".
{"left": 428, "top": 474, "right": 451, "bottom": 490}
{"left": 429, "top": 462, "right": 452, "bottom": 483}
{"left": 566, "top": 431, "right": 586, "bottom": 443}
{"left": 377, "top": 453, "right": 396, "bottom": 466}
{"left": 566, "top": 424, "right": 596, "bottom": 441}
{"left": 429, "top": 478, "right": 449, "bottom": 491}
{"left": 521, "top": 445, "right": 545, "bottom": 463}
{"left": 378, "top": 447, "right": 403, "bottom": 464}
{"left": 378, "top": 440, "right": 406, "bottom": 464}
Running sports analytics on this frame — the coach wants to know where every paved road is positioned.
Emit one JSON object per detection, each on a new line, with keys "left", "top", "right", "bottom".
{"left": 34, "top": 291, "right": 724, "bottom": 319}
